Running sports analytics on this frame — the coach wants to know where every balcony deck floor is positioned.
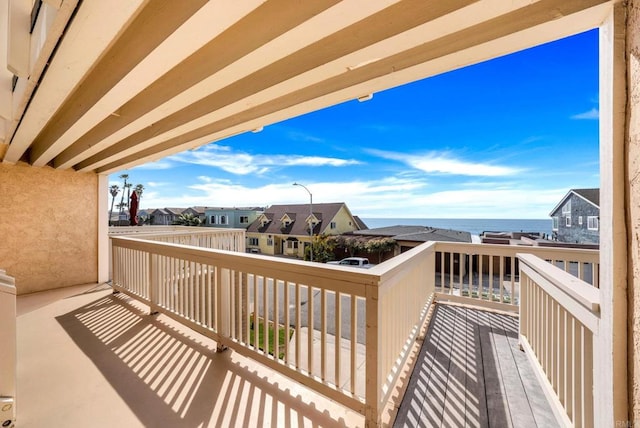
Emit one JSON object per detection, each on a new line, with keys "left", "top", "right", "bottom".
{"left": 394, "top": 303, "right": 557, "bottom": 427}
{"left": 16, "top": 284, "right": 364, "bottom": 427}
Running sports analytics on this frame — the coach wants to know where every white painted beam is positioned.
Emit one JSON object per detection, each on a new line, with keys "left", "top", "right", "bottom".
{"left": 54, "top": 0, "right": 401, "bottom": 169}
{"left": 3, "top": 0, "right": 147, "bottom": 164}
{"left": 6, "top": 0, "right": 30, "bottom": 77}
{"left": 95, "top": 2, "right": 612, "bottom": 173}
{"left": 34, "top": 0, "right": 267, "bottom": 168}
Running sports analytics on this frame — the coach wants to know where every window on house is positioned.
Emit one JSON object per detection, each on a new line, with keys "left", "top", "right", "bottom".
{"left": 283, "top": 221, "right": 290, "bottom": 228}
{"left": 566, "top": 216, "right": 571, "bottom": 227}
{"left": 240, "top": 216, "right": 249, "bottom": 224}
{"left": 287, "top": 241, "right": 298, "bottom": 249}
{"left": 210, "top": 215, "right": 216, "bottom": 224}
{"left": 552, "top": 217, "right": 558, "bottom": 231}
{"left": 267, "top": 238, "right": 273, "bottom": 246}
{"left": 578, "top": 216, "right": 583, "bottom": 226}
{"left": 248, "top": 237, "right": 259, "bottom": 246}
{"left": 587, "top": 216, "right": 599, "bottom": 230}
{"left": 562, "top": 200, "right": 571, "bottom": 214}
{"left": 330, "top": 221, "right": 337, "bottom": 229}
{"left": 220, "top": 215, "right": 227, "bottom": 225}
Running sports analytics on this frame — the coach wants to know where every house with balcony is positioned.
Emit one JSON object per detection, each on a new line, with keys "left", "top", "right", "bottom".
{"left": 205, "top": 207, "right": 264, "bottom": 229}
{"left": 246, "top": 203, "right": 362, "bottom": 257}
{"left": 0, "top": 1, "right": 638, "bottom": 427}
{"left": 550, "top": 188, "right": 600, "bottom": 245}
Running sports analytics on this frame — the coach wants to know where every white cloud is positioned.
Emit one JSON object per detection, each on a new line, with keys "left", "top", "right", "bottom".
{"left": 170, "top": 146, "right": 360, "bottom": 175}
{"left": 571, "top": 108, "right": 599, "bottom": 120}
{"left": 132, "top": 160, "right": 174, "bottom": 170}
{"left": 146, "top": 181, "right": 169, "bottom": 187}
{"left": 137, "top": 173, "right": 564, "bottom": 219}
{"left": 368, "top": 150, "right": 520, "bottom": 176}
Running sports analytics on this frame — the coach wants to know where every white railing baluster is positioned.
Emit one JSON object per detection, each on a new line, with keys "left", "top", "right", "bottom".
{"left": 518, "top": 253, "right": 598, "bottom": 427}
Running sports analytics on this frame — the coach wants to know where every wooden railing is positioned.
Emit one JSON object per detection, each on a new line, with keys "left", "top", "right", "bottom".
{"left": 518, "top": 253, "right": 600, "bottom": 427}
{"left": 0, "top": 269, "right": 16, "bottom": 427}
{"left": 110, "top": 236, "right": 436, "bottom": 426}
{"left": 433, "top": 242, "right": 599, "bottom": 310}
{"left": 108, "top": 227, "right": 246, "bottom": 279}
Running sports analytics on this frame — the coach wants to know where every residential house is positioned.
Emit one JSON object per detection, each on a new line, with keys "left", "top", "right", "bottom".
{"left": 351, "top": 224, "right": 472, "bottom": 270}
{"left": 205, "top": 207, "right": 264, "bottom": 229}
{"left": 183, "top": 206, "right": 208, "bottom": 224}
{"left": 246, "top": 203, "right": 362, "bottom": 257}
{"left": 352, "top": 225, "right": 472, "bottom": 254}
{"left": 550, "top": 188, "right": 600, "bottom": 245}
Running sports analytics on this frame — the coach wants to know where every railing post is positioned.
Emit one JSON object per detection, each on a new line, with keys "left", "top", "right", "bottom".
{"left": 364, "top": 281, "right": 380, "bottom": 427}
{"left": 0, "top": 269, "right": 17, "bottom": 428}
{"left": 149, "top": 253, "right": 159, "bottom": 315}
{"left": 216, "top": 267, "right": 231, "bottom": 352}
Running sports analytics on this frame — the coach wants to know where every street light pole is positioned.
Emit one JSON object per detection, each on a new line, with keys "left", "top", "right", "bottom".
{"left": 292, "top": 182, "right": 313, "bottom": 262}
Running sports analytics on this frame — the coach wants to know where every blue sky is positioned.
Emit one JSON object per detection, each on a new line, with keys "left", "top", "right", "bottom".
{"left": 110, "top": 29, "right": 599, "bottom": 219}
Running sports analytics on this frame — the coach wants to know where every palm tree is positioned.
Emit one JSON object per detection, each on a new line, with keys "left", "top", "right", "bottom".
{"left": 109, "top": 185, "right": 120, "bottom": 225}
{"left": 134, "top": 184, "right": 144, "bottom": 205}
{"left": 118, "top": 174, "right": 129, "bottom": 217}
{"left": 173, "top": 213, "right": 202, "bottom": 226}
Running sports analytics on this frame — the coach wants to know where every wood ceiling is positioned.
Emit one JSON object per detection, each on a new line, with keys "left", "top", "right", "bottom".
{"left": 0, "top": 0, "right": 614, "bottom": 174}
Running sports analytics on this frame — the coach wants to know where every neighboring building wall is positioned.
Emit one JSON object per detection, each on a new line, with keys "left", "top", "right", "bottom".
{"left": 331, "top": 205, "right": 361, "bottom": 234}
{"left": 0, "top": 163, "right": 98, "bottom": 295}
{"left": 207, "top": 209, "right": 260, "bottom": 229}
{"left": 552, "top": 194, "right": 600, "bottom": 244}
{"left": 628, "top": 0, "right": 640, "bottom": 422}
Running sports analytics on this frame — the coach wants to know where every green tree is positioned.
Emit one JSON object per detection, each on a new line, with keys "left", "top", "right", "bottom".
{"left": 173, "top": 213, "right": 203, "bottom": 226}
{"left": 305, "top": 234, "right": 336, "bottom": 263}
{"left": 365, "top": 237, "right": 396, "bottom": 263}
{"left": 134, "top": 184, "right": 144, "bottom": 203}
{"left": 109, "top": 184, "right": 120, "bottom": 225}
{"left": 118, "top": 174, "right": 130, "bottom": 218}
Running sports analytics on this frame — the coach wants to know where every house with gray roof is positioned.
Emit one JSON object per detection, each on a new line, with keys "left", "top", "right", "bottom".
{"left": 549, "top": 188, "right": 600, "bottom": 245}
{"left": 246, "top": 202, "right": 363, "bottom": 257}
{"left": 353, "top": 225, "right": 472, "bottom": 253}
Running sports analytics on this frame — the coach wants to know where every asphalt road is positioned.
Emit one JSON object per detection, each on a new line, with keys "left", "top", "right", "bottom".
{"left": 247, "top": 276, "right": 366, "bottom": 344}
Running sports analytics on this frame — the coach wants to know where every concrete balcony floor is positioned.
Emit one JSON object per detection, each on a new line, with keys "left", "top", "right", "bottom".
{"left": 17, "top": 284, "right": 365, "bottom": 427}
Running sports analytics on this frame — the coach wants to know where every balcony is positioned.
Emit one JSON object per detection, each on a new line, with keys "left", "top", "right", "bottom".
{"left": 5, "top": 228, "right": 600, "bottom": 426}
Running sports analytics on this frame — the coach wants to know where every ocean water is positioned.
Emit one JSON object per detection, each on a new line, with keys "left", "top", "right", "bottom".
{"left": 360, "top": 218, "right": 552, "bottom": 238}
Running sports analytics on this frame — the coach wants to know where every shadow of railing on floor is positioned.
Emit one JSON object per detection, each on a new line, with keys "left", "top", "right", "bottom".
{"left": 56, "top": 293, "right": 352, "bottom": 427}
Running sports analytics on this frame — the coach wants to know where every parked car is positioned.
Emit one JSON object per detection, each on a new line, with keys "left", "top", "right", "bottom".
{"left": 327, "top": 257, "right": 375, "bottom": 268}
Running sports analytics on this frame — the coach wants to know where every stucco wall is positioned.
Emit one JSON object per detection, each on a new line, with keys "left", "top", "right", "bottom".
{"left": 0, "top": 162, "right": 98, "bottom": 295}
{"left": 628, "top": 0, "right": 640, "bottom": 422}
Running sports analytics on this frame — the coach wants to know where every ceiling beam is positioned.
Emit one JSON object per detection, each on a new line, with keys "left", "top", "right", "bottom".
{"left": 84, "top": 0, "right": 610, "bottom": 173}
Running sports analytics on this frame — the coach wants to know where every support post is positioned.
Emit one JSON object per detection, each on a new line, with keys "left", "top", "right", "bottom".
{"left": 364, "top": 282, "right": 380, "bottom": 427}
{"left": 597, "top": 3, "right": 628, "bottom": 425}
{"left": 0, "top": 270, "right": 16, "bottom": 427}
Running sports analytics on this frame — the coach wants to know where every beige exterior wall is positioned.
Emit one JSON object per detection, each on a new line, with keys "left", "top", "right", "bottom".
{"left": 628, "top": 0, "right": 640, "bottom": 422}
{"left": 0, "top": 162, "right": 98, "bottom": 295}
{"left": 331, "top": 206, "right": 361, "bottom": 234}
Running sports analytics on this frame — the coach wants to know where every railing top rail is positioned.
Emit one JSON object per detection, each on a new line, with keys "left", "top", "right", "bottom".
{"left": 0, "top": 270, "right": 16, "bottom": 294}
{"left": 111, "top": 235, "right": 379, "bottom": 293}
{"left": 435, "top": 241, "right": 599, "bottom": 261}
{"left": 517, "top": 253, "right": 600, "bottom": 312}
{"left": 369, "top": 241, "right": 436, "bottom": 285}
{"left": 109, "top": 227, "right": 245, "bottom": 237}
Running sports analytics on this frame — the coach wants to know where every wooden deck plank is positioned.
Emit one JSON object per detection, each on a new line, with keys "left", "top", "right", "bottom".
{"left": 441, "top": 306, "right": 467, "bottom": 427}
{"left": 465, "top": 308, "right": 489, "bottom": 428}
{"left": 499, "top": 313, "right": 559, "bottom": 428}
{"left": 394, "top": 305, "right": 445, "bottom": 427}
{"left": 394, "top": 304, "right": 557, "bottom": 428}
{"left": 489, "top": 312, "right": 538, "bottom": 428}
{"left": 419, "top": 304, "right": 456, "bottom": 426}
{"left": 476, "top": 309, "right": 512, "bottom": 428}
